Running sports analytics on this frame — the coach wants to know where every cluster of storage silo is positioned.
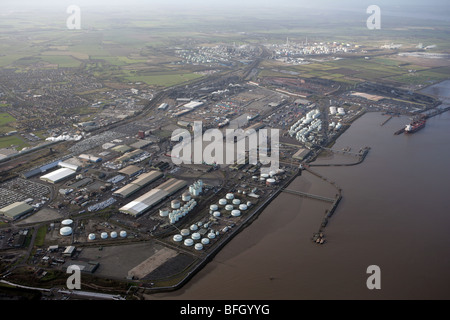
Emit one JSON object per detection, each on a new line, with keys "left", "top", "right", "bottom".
{"left": 208, "top": 193, "right": 252, "bottom": 219}
{"left": 288, "top": 109, "right": 322, "bottom": 143}
{"left": 189, "top": 180, "right": 203, "bottom": 196}
{"left": 87, "top": 230, "right": 127, "bottom": 241}
{"left": 172, "top": 220, "right": 218, "bottom": 251}
{"left": 168, "top": 198, "right": 197, "bottom": 224}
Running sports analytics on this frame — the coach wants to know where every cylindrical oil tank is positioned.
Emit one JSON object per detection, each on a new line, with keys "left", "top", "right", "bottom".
{"left": 101, "top": 232, "right": 108, "bottom": 239}
{"left": 225, "top": 204, "right": 233, "bottom": 211}
{"left": 191, "top": 232, "right": 201, "bottom": 240}
{"left": 190, "top": 224, "right": 198, "bottom": 231}
{"left": 225, "top": 193, "right": 234, "bottom": 200}
{"left": 194, "top": 243, "right": 203, "bottom": 251}
{"left": 266, "top": 178, "right": 276, "bottom": 186}
{"left": 201, "top": 238, "right": 210, "bottom": 245}
{"left": 180, "top": 229, "right": 190, "bottom": 236}
{"left": 208, "top": 233, "right": 216, "bottom": 239}
{"left": 213, "top": 211, "right": 221, "bottom": 217}
{"left": 210, "top": 204, "right": 219, "bottom": 211}
{"left": 184, "top": 239, "right": 194, "bottom": 246}
{"left": 231, "top": 210, "right": 241, "bottom": 217}
{"left": 59, "top": 227, "right": 72, "bottom": 236}
{"left": 171, "top": 200, "right": 181, "bottom": 209}
{"left": 173, "top": 234, "right": 183, "bottom": 242}
{"left": 120, "top": 231, "right": 127, "bottom": 238}
{"left": 182, "top": 192, "right": 191, "bottom": 202}
{"left": 61, "top": 219, "right": 73, "bottom": 226}
{"left": 110, "top": 231, "right": 117, "bottom": 238}
{"left": 88, "top": 233, "right": 96, "bottom": 240}
{"left": 159, "top": 207, "right": 169, "bottom": 217}
{"left": 239, "top": 204, "right": 248, "bottom": 211}
{"left": 232, "top": 199, "right": 241, "bottom": 205}
{"left": 218, "top": 199, "right": 227, "bottom": 206}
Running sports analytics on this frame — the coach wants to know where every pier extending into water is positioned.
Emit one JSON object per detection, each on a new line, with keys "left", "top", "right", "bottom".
{"left": 281, "top": 188, "right": 336, "bottom": 203}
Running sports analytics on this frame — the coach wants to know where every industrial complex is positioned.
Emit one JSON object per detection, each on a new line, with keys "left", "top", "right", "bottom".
{"left": 0, "top": 12, "right": 446, "bottom": 300}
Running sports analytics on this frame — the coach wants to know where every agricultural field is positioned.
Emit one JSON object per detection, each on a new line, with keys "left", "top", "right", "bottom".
{"left": 258, "top": 54, "right": 450, "bottom": 88}
{"left": 0, "top": 136, "right": 29, "bottom": 150}
{"left": 0, "top": 113, "right": 16, "bottom": 132}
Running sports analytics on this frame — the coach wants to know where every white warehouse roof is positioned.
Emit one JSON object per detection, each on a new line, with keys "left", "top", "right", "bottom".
{"left": 40, "top": 168, "right": 76, "bottom": 184}
{"left": 183, "top": 101, "right": 203, "bottom": 110}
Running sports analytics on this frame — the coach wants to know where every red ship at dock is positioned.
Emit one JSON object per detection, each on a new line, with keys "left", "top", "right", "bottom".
{"left": 405, "top": 118, "right": 426, "bottom": 133}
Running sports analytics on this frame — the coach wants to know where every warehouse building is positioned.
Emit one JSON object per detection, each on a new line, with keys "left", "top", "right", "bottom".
{"left": 130, "top": 139, "right": 153, "bottom": 149}
{"left": 58, "top": 161, "right": 80, "bottom": 172}
{"left": 119, "top": 178, "right": 187, "bottom": 217}
{"left": 118, "top": 165, "right": 143, "bottom": 177}
{"left": 0, "top": 202, "right": 34, "bottom": 220}
{"left": 113, "top": 171, "right": 163, "bottom": 198}
{"left": 40, "top": 168, "right": 76, "bottom": 184}
{"left": 112, "top": 145, "right": 132, "bottom": 154}
{"left": 116, "top": 149, "right": 145, "bottom": 163}
{"left": 79, "top": 154, "right": 102, "bottom": 163}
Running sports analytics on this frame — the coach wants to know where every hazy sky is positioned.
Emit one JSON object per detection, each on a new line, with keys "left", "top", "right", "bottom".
{"left": 1, "top": 0, "right": 449, "bottom": 23}
{"left": 2, "top": 0, "right": 449, "bottom": 10}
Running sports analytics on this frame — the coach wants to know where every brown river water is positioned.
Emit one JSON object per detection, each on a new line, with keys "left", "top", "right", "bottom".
{"left": 149, "top": 94, "right": 450, "bottom": 300}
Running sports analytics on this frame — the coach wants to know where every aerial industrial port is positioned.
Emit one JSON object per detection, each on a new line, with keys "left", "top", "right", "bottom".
{"left": 0, "top": 1, "right": 449, "bottom": 301}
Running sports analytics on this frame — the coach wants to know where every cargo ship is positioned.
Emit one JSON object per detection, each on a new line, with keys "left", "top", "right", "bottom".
{"left": 405, "top": 118, "right": 426, "bottom": 134}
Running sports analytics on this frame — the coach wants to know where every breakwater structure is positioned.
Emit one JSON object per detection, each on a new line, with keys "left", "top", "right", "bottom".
{"left": 310, "top": 146, "right": 370, "bottom": 167}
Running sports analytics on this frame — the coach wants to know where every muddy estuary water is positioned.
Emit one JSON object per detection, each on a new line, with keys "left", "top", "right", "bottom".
{"left": 149, "top": 87, "right": 450, "bottom": 300}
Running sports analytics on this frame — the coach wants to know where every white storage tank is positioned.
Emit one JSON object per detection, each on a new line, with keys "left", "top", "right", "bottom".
{"left": 231, "top": 210, "right": 241, "bottom": 217}
{"left": 184, "top": 239, "right": 194, "bottom": 246}
{"left": 182, "top": 192, "right": 191, "bottom": 202}
{"left": 239, "top": 204, "right": 248, "bottom": 211}
{"left": 210, "top": 204, "right": 219, "bottom": 211}
{"left": 159, "top": 208, "right": 169, "bottom": 217}
{"left": 173, "top": 234, "right": 183, "bottom": 242}
{"left": 110, "top": 231, "right": 117, "bottom": 239}
{"left": 120, "top": 231, "right": 127, "bottom": 238}
{"left": 330, "top": 106, "right": 337, "bottom": 115}
{"left": 190, "top": 224, "right": 198, "bottom": 231}
{"left": 225, "top": 193, "right": 234, "bottom": 200}
{"left": 181, "top": 229, "right": 190, "bottom": 236}
{"left": 194, "top": 243, "right": 203, "bottom": 251}
{"left": 59, "top": 227, "right": 72, "bottom": 236}
{"left": 201, "top": 238, "right": 210, "bottom": 245}
{"left": 61, "top": 219, "right": 73, "bottom": 226}
{"left": 225, "top": 204, "right": 234, "bottom": 211}
{"left": 218, "top": 199, "right": 227, "bottom": 206}
{"left": 208, "top": 233, "right": 216, "bottom": 239}
{"left": 247, "top": 201, "right": 252, "bottom": 207}
{"left": 191, "top": 232, "right": 201, "bottom": 240}
{"left": 232, "top": 199, "right": 241, "bottom": 205}
{"left": 101, "top": 232, "right": 108, "bottom": 239}
{"left": 88, "top": 233, "right": 96, "bottom": 240}
{"left": 213, "top": 211, "right": 221, "bottom": 217}
{"left": 266, "top": 178, "right": 276, "bottom": 186}
{"left": 261, "top": 173, "right": 269, "bottom": 179}
{"left": 171, "top": 200, "right": 181, "bottom": 209}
